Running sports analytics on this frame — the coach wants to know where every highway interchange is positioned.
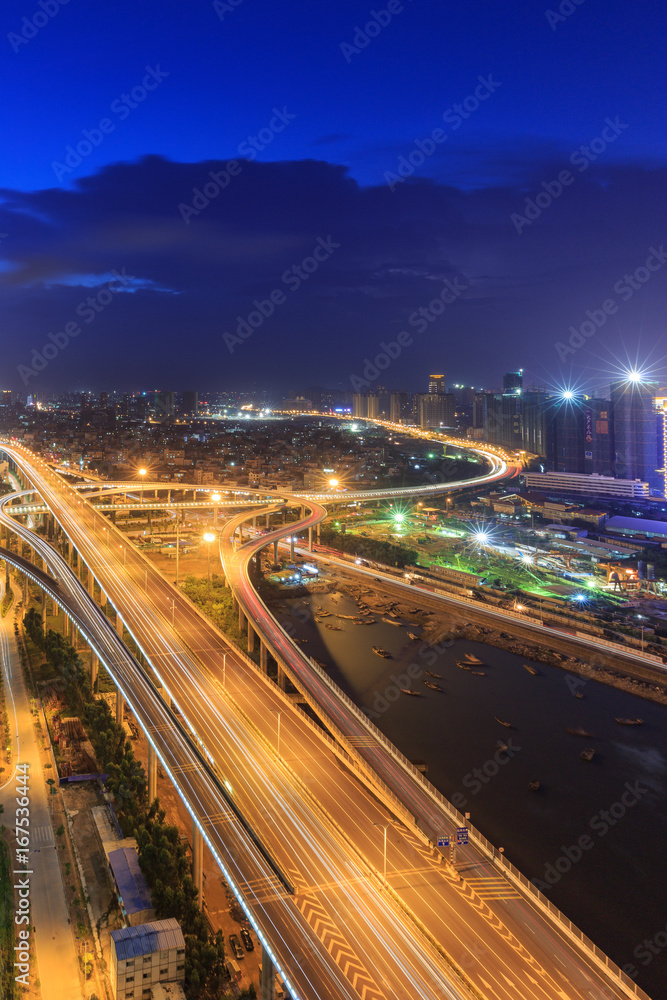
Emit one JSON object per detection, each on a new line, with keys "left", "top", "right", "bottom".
{"left": 0, "top": 437, "right": 651, "bottom": 1000}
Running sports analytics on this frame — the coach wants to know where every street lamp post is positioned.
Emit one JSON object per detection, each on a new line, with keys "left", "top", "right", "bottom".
{"left": 373, "top": 823, "right": 388, "bottom": 888}
{"left": 222, "top": 652, "right": 227, "bottom": 690}
{"left": 139, "top": 467, "right": 147, "bottom": 504}
{"left": 203, "top": 532, "right": 215, "bottom": 596}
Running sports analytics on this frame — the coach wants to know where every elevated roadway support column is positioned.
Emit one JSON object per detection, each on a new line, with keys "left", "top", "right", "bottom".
{"left": 247, "top": 622, "right": 255, "bottom": 653}
{"left": 260, "top": 641, "right": 268, "bottom": 674}
{"left": 265, "top": 512, "right": 270, "bottom": 529}
{"left": 276, "top": 665, "right": 287, "bottom": 692}
{"left": 192, "top": 822, "right": 203, "bottom": 904}
{"left": 290, "top": 536, "right": 295, "bottom": 561}
{"left": 272, "top": 540, "right": 278, "bottom": 564}
{"left": 238, "top": 605, "right": 245, "bottom": 633}
{"left": 260, "top": 949, "right": 276, "bottom": 1000}
{"left": 308, "top": 526, "right": 313, "bottom": 552}
{"left": 148, "top": 744, "right": 157, "bottom": 804}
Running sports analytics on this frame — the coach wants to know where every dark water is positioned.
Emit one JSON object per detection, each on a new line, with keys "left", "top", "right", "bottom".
{"left": 275, "top": 590, "right": 667, "bottom": 1000}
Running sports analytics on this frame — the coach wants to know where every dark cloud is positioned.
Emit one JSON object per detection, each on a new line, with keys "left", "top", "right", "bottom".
{"left": 1, "top": 154, "right": 667, "bottom": 394}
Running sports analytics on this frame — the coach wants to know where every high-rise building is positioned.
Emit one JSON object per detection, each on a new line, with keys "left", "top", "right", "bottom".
{"left": 610, "top": 379, "right": 660, "bottom": 493}
{"left": 389, "top": 391, "right": 411, "bottom": 424}
{"left": 428, "top": 374, "right": 446, "bottom": 395}
{"left": 181, "top": 390, "right": 198, "bottom": 417}
{"left": 1, "top": 390, "right": 12, "bottom": 406}
{"left": 153, "top": 391, "right": 175, "bottom": 419}
{"left": 503, "top": 370, "right": 523, "bottom": 395}
{"left": 352, "top": 394, "right": 379, "bottom": 418}
{"left": 415, "top": 393, "right": 456, "bottom": 430}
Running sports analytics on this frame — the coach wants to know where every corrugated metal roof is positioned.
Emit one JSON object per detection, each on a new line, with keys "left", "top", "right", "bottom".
{"left": 108, "top": 847, "right": 153, "bottom": 916}
{"left": 112, "top": 918, "right": 184, "bottom": 961}
{"left": 606, "top": 515, "right": 667, "bottom": 535}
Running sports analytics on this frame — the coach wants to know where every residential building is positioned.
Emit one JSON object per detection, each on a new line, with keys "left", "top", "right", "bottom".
{"left": 110, "top": 918, "right": 185, "bottom": 1000}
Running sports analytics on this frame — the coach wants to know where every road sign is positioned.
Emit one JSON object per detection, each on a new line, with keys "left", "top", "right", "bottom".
{"left": 437, "top": 835, "right": 449, "bottom": 848}
{"left": 456, "top": 827, "right": 469, "bottom": 845}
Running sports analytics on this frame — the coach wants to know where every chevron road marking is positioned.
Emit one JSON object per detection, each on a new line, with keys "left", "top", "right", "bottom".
{"left": 465, "top": 876, "right": 522, "bottom": 901}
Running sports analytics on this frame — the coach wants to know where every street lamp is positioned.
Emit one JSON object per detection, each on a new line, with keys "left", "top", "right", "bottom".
{"left": 373, "top": 823, "right": 388, "bottom": 888}
{"left": 139, "top": 467, "right": 147, "bottom": 504}
{"left": 203, "top": 532, "right": 215, "bottom": 594}
{"left": 328, "top": 478, "right": 339, "bottom": 490}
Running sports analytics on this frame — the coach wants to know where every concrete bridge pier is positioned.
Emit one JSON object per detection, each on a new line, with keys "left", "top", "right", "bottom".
{"left": 290, "top": 537, "right": 295, "bottom": 561}
{"left": 308, "top": 526, "right": 313, "bottom": 552}
{"left": 63, "top": 613, "right": 70, "bottom": 639}
{"left": 260, "top": 948, "right": 276, "bottom": 1000}
{"left": 273, "top": 540, "right": 278, "bottom": 564}
{"left": 148, "top": 744, "right": 157, "bottom": 803}
{"left": 260, "top": 641, "right": 268, "bottom": 674}
{"left": 317, "top": 522, "right": 321, "bottom": 543}
{"left": 115, "top": 611, "right": 123, "bottom": 640}
{"left": 265, "top": 512, "right": 270, "bottom": 529}
{"left": 238, "top": 605, "right": 245, "bottom": 633}
{"left": 247, "top": 622, "right": 255, "bottom": 653}
{"left": 192, "top": 822, "right": 203, "bottom": 903}
{"left": 276, "top": 665, "right": 287, "bottom": 691}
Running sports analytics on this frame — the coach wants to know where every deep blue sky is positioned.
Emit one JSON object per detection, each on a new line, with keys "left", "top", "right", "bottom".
{"left": 2, "top": 0, "right": 667, "bottom": 394}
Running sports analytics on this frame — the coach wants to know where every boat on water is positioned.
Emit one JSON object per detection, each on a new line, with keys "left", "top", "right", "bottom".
{"left": 457, "top": 661, "right": 472, "bottom": 670}
{"left": 470, "top": 670, "right": 486, "bottom": 677}
{"left": 336, "top": 614, "right": 357, "bottom": 620}
{"left": 566, "top": 727, "right": 594, "bottom": 738}
{"left": 496, "top": 741, "right": 509, "bottom": 752}
{"left": 464, "top": 653, "right": 483, "bottom": 664}
{"left": 495, "top": 717, "right": 514, "bottom": 728}
{"left": 317, "top": 611, "right": 331, "bottom": 618}
{"left": 528, "top": 780, "right": 541, "bottom": 792}
{"left": 407, "top": 632, "right": 420, "bottom": 641}
{"left": 424, "top": 681, "right": 444, "bottom": 692}
{"left": 324, "top": 624, "right": 342, "bottom": 631}
{"left": 581, "top": 748, "right": 595, "bottom": 762}
{"left": 575, "top": 692, "right": 584, "bottom": 699}
{"left": 425, "top": 670, "right": 442, "bottom": 679}
{"left": 372, "top": 646, "right": 391, "bottom": 658}
{"left": 400, "top": 688, "right": 422, "bottom": 697}
{"left": 523, "top": 664, "right": 539, "bottom": 675}
{"left": 382, "top": 618, "right": 404, "bottom": 626}
{"left": 615, "top": 717, "right": 644, "bottom": 726}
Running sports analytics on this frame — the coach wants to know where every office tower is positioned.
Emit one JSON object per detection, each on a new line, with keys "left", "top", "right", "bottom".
{"left": 1, "top": 390, "right": 12, "bottom": 406}
{"left": 389, "top": 391, "right": 411, "bottom": 424}
{"left": 99, "top": 391, "right": 108, "bottom": 409}
{"left": 181, "top": 390, "right": 198, "bottom": 417}
{"left": 503, "top": 370, "right": 523, "bottom": 395}
{"left": 610, "top": 379, "right": 660, "bottom": 493}
{"left": 428, "top": 374, "right": 446, "bottom": 395}
{"left": 653, "top": 389, "right": 667, "bottom": 495}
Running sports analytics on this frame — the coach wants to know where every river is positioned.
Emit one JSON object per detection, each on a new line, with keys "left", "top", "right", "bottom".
{"left": 271, "top": 588, "right": 667, "bottom": 1000}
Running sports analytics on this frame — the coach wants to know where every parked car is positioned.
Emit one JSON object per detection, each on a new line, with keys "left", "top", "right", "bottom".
{"left": 229, "top": 934, "right": 244, "bottom": 960}
{"left": 240, "top": 927, "right": 254, "bottom": 952}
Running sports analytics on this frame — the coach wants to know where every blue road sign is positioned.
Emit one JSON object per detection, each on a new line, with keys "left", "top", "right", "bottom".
{"left": 456, "top": 827, "right": 469, "bottom": 845}
{"left": 437, "top": 835, "right": 449, "bottom": 848}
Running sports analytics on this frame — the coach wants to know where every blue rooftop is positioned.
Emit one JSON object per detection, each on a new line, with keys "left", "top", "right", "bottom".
{"left": 606, "top": 516, "right": 667, "bottom": 537}
{"left": 108, "top": 846, "right": 154, "bottom": 916}
{"left": 112, "top": 918, "right": 184, "bottom": 961}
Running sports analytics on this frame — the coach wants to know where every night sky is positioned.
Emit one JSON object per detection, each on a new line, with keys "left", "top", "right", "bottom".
{"left": 1, "top": 0, "right": 666, "bottom": 395}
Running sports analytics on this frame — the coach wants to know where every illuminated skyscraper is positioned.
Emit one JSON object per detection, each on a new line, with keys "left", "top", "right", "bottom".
{"left": 428, "top": 374, "right": 446, "bottom": 395}
{"left": 610, "top": 379, "right": 660, "bottom": 493}
{"left": 502, "top": 370, "right": 523, "bottom": 395}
